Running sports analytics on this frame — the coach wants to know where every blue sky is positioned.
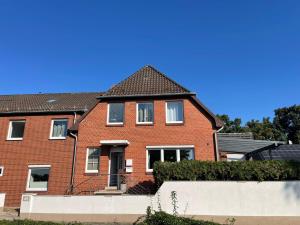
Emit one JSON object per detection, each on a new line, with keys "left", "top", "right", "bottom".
{"left": 0, "top": 1, "right": 299, "bottom": 123}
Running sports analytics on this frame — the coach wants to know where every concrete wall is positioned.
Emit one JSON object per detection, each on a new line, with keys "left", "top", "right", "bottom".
{"left": 0, "top": 193, "right": 5, "bottom": 211}
{"left": 20, "top": 181, "right": 300, "bottom": 222}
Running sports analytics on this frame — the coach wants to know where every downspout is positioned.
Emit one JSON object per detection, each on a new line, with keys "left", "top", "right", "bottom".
{"left": 69, "top": 112, "right": 78, "bottom": 194}
{"left": 214, "top": 126, "right": 224, "bottom": 161}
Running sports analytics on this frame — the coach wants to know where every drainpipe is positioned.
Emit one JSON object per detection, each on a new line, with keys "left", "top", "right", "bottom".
{"left": 69, "top": 112, "right": 78, "bottom": 194}
{"left": 214, "top": 126, "right": 224, "bottom": 161}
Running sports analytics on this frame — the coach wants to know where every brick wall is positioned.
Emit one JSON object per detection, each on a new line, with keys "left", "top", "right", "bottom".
{"left": 0, "top": 114, "right": 75, "bottom": 207}
{"left": 74, "top": 98, "right": 217, "bottom": 192}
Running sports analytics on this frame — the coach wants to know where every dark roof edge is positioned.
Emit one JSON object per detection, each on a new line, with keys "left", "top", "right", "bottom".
{"left": 190, "top": 96, "right": 224, "bottom": 129}
{"left": 97, "top": 92, "right": 196, "bottom": 99}
{"left": 0, "top": 109, "right": 88, "bottom": 116}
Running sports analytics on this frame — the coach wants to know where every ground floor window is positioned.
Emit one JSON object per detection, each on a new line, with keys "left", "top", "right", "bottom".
{"left": 85, "top": 148, "right": 101, "bottom": 173}
{"left": 26, "top": 165, "right": 51, "bottom": 191}
{"left": 146, "top": 146, "right": 194, "bottom": 172}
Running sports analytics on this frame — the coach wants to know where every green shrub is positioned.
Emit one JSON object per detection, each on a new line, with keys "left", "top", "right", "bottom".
{"left": 135, "top": 211, "right": 221, "bottom": 225}
{"left": 153, "top": 160, "right": 300, "bottom": 187}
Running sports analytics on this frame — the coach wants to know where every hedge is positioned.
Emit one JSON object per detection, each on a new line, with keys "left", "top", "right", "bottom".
{"left": 135, "top": 211, "right": 221, "bottom": 225}
{"left": 153, "top": 160, "right": 300, "bottom": 186}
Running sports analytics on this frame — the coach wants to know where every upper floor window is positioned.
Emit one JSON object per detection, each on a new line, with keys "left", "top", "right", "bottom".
{"left": 50, "top": 119, "right": 68, "bottom": 139}
{"left": 137, "top": 102, "right": 154, "bottom": 124}
{"left": 166, "top": 101, "right": 184, "bottom": 124}
{"left": 107, "top": 103, "right": 124, "bottom": 125}
{"left": 7, "top": 120, "right": 25, "bottom": 140}
{"left": 85, "top": 148, "right": 101, "bottom": 173}
{"left": 26, "top": 165, "right": 51, "bottom": 191}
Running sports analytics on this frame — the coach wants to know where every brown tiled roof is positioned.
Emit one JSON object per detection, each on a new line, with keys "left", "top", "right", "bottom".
{"left": 0, "top": 92, "right": 102, "bottom": 114}
{"left": 102, "top": 65, "right": 192, "bottom": 97}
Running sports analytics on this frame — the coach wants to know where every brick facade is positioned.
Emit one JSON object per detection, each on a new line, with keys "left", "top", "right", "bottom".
{"left": 0, "top": 114, "right": 76, "bottom": 207}
{"left": 73, "top": 98, "right": 217, "bottom": 193}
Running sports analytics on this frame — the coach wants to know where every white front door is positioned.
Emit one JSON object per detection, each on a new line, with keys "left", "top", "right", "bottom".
{"left": 109, "top": 147, "right": 124, "bottom": 187}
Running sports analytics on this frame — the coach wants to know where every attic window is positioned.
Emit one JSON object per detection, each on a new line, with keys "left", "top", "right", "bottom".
{"left": 47, "top": 99, "right": 56, "bottom": 103}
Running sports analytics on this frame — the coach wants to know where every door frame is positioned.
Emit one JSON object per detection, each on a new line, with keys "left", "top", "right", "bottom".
{"left": 108, "top": 147, "right": 124, "bottom": 187}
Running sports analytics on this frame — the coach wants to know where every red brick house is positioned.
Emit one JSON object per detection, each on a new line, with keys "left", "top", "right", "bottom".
{"left": 0, "top": 65, "right": 222, "bottom": 207}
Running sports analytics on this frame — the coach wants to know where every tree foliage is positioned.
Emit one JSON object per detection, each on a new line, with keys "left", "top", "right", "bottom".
{"left": 217, "top": 104, "right": 300, "bottom": 143}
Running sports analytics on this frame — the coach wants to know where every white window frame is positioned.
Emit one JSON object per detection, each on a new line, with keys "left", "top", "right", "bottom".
{"left": 7, "top": 120, "right": 26, "bottom": 141}
{"left": 136, "top": 102, "right": 154, "bottom": 125}
{"left": 26, "top": 165, "right": 51, "bottom": 192}
{"left": 0, "top": 166, "right": 4, "bottom": 176}
{"left": 146, "top": 145, "right": 194, "bottom": 172}
{"left": 49, "top": 119, "right": 68, "bottom": 140}
{"left": 107, "top": 103, "right": 124, "bottom": 125}
{"left": 165, "top": 101, "right": 184, "bottom": 124}
{"left": 85, "top": 148, "right": 101, "bottom": 173}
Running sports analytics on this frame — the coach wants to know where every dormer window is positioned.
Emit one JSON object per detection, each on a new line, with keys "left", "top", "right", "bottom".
{"left": 107, "top": 103, "right": 124, "bottom": 125}
{"left": 166, "top": 101, "right": 184, "bottom": 124}
{"left": 137, "top": 102, "right": 154, "bottom": 124}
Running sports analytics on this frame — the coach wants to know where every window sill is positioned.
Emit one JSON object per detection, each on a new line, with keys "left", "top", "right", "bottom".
{"left": 26, "top": 188, "right": 47, "bottom": 192}
{"left": 106, "top": 123, "right": 124, "bottom": 127}
{"left": 166, "top": 122, "right": 184, "bottom": 126}
{"left": 136, "top": 123, "right": 154, "bottom": 126}
{"left": 6, "top": 138, "right": 23, "bottom": 141}
{"left": 85, "top": 171, "right": 99, "bottom": 175}
{"left": 49, "top": 137, "right": 67, "bottom": 140}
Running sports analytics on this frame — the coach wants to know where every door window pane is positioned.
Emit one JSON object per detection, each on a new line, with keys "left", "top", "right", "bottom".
{"left": 138, "top": 103, "right": 153, "bottom": 123}
{"left": 9, "top": 121, "right": 25, "bottom": 139}
{"left": 28, "top": 167, "right": 50, "bottom": 190}
{"left": 148, "top": 150, "right": 161, "bottom": 170}
{"left": 180, "top": 149, "right": 194, "bottom": 161}
{"left": 166, "top": 102, "right": 183, "bottom": 123}
{"left": 51, "top": 119, "right": 68, "bottom": 138}
{"left": 108, "top": 103, "right": 124, "bottom": 124}
{"left": 164, "top": 149, "right": 177, "bottom": 162}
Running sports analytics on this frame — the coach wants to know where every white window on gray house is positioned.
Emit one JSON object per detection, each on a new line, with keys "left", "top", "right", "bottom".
{"left": 7, "top": 120, "right": 26, "bottom": 140}
{"left": 50, "top": 119, "right": 68, "bottom": 139}
{"left": 0, "top": 166, "right": 4, "bottom": 176}
{"left": 85, "top": 148, "right": 101, "bottom": 173}
{"left": 26, "top": 165, "right": 50, "bottom": 191}
{"left": 166, "top": 101, "right": 183, "bottom": 123}
{"left": 137, "top": 102, "right": 154, "bottom": 124}
{"left": 146, "top": 146, "right": 194, "bottom": 172}
{"left": 107, "top": 103, "right": 124, "bottom": 124}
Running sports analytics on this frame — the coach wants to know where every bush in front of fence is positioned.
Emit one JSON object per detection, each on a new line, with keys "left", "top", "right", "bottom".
{"left": 135, "top": 211, "right": 221, "bottom": 225}
{"left": 153, "top": 160, "right": 300, "bottom": 187}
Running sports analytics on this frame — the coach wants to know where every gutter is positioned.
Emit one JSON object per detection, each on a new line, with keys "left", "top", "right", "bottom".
{"left": 214, "top": 126, "right": 224, "bottom": 161}
{"left": 68, "top": 112, "right": 78, "bottom": 194}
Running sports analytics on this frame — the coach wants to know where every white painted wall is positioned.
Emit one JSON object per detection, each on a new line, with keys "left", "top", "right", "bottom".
{"left": 20, "top": 181, "right": 300, "bottom": 217}
{"left": 0, "top": 193, "right": 5, "bottom": 210}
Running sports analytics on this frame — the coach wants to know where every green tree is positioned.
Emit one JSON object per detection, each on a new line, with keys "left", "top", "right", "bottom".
{"left": 273, "top": 105, "right": 300, "bottom": 144}
{"left": 246, "top": 117, "right": 282, "bottom": 141}
{"left": 216, "top": 114, "right": 246, "bottom": 133}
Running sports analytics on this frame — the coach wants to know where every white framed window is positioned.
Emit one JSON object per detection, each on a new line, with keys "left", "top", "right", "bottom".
{"left": 85, "top": 148, "right": 101, "bottom": 173}
{"left": 107, "top": 103, "right": 124, "bottom": 125}
{"left": 0, "top": 166, "right": 4, "bottom": 176}
{"left": 26, "top": 165, "right": 51, "bottom": 191}
{"left": 50, "top": 119, "right": 68, "bottom": 139}
{"left": 166, "top": 101, "right": 184, "bottom": 124}
{"left": 146, "top": 145, "right": 194, "bottom": 172}
{"left": 136, "top": 102, "right": 154, "bottom": 124}
{"left": 7, "top": 120, "right": 26, "bottom": 140}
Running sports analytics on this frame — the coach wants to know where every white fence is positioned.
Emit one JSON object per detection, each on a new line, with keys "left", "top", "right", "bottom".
{"left": 20, "top": 181, "right": 300, "bottom": 221}
{"left": 0, "top": 193, "right": 5, "bottom": 211}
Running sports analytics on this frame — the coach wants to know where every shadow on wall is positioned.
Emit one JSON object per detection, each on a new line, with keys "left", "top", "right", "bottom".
{"left": 284, "top": 182, "right": 300, "bottom": 200}
{"left": 127, "top": 180, "right": 156, "bottom": 195}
